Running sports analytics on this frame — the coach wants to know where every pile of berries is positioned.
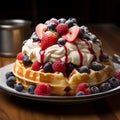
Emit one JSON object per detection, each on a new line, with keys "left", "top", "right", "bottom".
{"left": 5, "top": 70, "right": 120, "bottom": 96}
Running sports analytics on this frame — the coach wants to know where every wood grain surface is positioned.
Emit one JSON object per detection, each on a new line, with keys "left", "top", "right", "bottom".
{"left": 0, "top": 24, "right": 120, "bottom": 120}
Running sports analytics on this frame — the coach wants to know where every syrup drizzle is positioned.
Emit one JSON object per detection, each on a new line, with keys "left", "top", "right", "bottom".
{"left": 63, "top": 45, "right": 68, "bottom": 63}
{"left": 81, "top": 39, "right": 97, "bottom": 61}
{"left": 39, "top": 50, "right": 45, "bottom": 67}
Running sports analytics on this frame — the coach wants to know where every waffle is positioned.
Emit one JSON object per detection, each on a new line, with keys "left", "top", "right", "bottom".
{"left": 12, "top": 59, "right": 115, "bottom": 96}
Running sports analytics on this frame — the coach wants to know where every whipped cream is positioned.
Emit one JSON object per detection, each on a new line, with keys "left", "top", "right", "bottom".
{"left": 22, "top": 38, "right": 102, "bottom": 66}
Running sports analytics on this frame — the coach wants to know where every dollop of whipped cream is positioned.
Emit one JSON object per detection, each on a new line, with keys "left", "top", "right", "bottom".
{"left": 22, "top": 37, "right": 102, "bottom": 66}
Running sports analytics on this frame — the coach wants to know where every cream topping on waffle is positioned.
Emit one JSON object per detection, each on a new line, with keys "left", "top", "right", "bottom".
{"left": 22, "top": 37, "right": 102, "bottom": 66}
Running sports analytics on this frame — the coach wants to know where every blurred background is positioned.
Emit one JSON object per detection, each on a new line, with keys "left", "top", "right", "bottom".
{"left": 0, "top": 0, "right": 119, "bottom": 27}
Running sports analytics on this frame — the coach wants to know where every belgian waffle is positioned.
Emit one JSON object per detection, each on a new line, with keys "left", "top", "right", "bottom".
{"left": 12, "top": 59, "right": 115, "bottom": 96}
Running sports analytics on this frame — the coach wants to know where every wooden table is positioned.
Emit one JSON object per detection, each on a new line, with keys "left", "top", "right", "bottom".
{"left": 0, "top": 24, "right": 120, "bottom": 120}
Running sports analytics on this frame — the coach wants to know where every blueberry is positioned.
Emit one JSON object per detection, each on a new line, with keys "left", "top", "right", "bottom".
{"left": 80, "top": 25, "right": 89, "bottom": 34}
{"left": 78, "top": 66, "right": 90, "bottom": 74}
{"left": 66, "top": 63, "right": 75, "bottom": 75}
{"left": 69, "top": 17, "right": 78, "bottom": 24}
{"left": 108, "top": 77, "right": 120, "bottom": 88}
{"left": 6, "top": 76, "right": 16, "bottom": 87}
{"left": 90, "top": 61, "right": 102, "bottom": 71}
{"left": 31, "top": 32, "right": 39, "bottom": 42}
{"left": 5, "top": 71, "right": 14, "bottom": 79}
{"left": 76, "top": 91, "right": 85, "bottom": 96}
{"left": 57, "top": 37, "right": 66, "bottom": 45}
{"left": 27, "top": 85, "right": 36, "bottom": 94}
{"left": 65, "top": 19, "right": 74, "bottom": 28}
{"left": 99, "top": 82, "right": 111, "bottom": 92}
{"left": 58, "top": 18, "right": 66, "bottom": 23}
{"left": 90, "top": 86, "right": 100, "bottom": 94}
{"left": 43, "top": 62, "right": 53, "bottom": 72}
{"left": 22, "top": 54, "right": 32, "bottom": 66}
{"left": 90, "top": 34, "right": 97, "bottom": 42}
{"left": 14, "top": 83, "right": 24, "bottom": 92}
{"left": 47, "top": 23, "right": 56, "bottom": 30}
{"left": 78, "top": 28, "right": 84, "bottom": 38}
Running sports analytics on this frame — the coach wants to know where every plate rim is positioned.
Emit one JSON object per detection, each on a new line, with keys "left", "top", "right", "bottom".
{"left": 0, "top": 63, "right": 120, "bottom": 103}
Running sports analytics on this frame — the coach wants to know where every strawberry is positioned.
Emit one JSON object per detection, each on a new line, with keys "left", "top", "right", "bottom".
{"left": 52, "top": 59, "right": 66, "bottom": 72}
{"left": 31, "top": 61, "right": 41, "bottom": 71}
{"left": 41, "top": 31, "right": 58, "bottom": 50}
{"left": 35, "top": 23, "right": 47, "bottom": 39}
{"left": 34, "top": 83, "right": 51, "bottom": 96}
{"left": 76, "top": 82, "right": 91, "bottom": 95}
{"left": 62, "top": 26, "right": 80, "bottom": 42}
{"left": 55, "top": 23, "right": 68, "bottom": 35}
{"left": 16, "top": 52, "right": 24, "bottom": 60}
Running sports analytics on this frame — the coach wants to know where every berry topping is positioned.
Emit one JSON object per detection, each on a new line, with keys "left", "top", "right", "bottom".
{"left": 58, "top": 18, "right": 66, "bottom": 23}
{"left": 6, "top": 76, "right": 16, "bottom": 87}
{"left": 43, "top": 62, "right": 53, "bottom": 72}
{"left": 34, "top": 83, "right": 51, "bottom": 96}
{"left": 65, "top": 19, "right": 74, "bottom": 28}
{"left": 108, "top": 77, "right": 120, "bottom": 88}
{"left": 75, "top": 91, "right": 85, "bottom": 96}
{"left": 32, "top": 61, "right": 41, "bottom": 71}
{"left": 99, "top": 82, "right": 111, "bottom": 92}
{"left": 62, "top": 26, "right": 80, "bottom": 42}
{"left": 90, "top": 61, "right": 103, "bottom": 71}
{"left": 90, "top": 86, "right": 100, "bottom": 94}
{"left": 76, "top": 82, "right": 91, "bottom": 95}
{"left": 114, "top": 70, "right": 120, "bottom": 80}
{"left": 31, "top": 32, "right": 39, "bottom": 42}
{"left": 66, "top": 63, "right": 75, "bottom": 75}
{"left": 14, "top": 83, "right": 24, "bottom": 92}
{"left": 49, "top": 18, "right": 58, "bottom": 25}
{"left": 35, "top": 23, "right": 47, "bottom": 39}
{"left": 57, "top": 37, "right": 66, "bottom": 45}
{"left": 27, "top": 85, "right": 36, "bottom": 94}
{"left": 47, "top": 22, "right": 56, "bottom": 31}
{"left": 55, "top": 23, "right": 68, "bottom": 35}
{"left": 78, "top": 66, "right": 90, "bottom": 74}
{"left": 16, "top": 52, "right": 24, "bottom": 60}
{"left": 52, "top": 59, "right": 66, "bottom": 72}
{"left": 22, "top": 54, "right": 32, "bottom": 66}
{"left": 5, "top": 71, "right": 14, "bottom": 79}
{"left": 41, "top": 31, "right": 58, "bottom": 50}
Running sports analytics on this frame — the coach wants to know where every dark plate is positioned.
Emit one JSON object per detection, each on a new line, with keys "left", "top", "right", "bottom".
{"left": 0, "top": 63, "right": 120, "bottom": 103}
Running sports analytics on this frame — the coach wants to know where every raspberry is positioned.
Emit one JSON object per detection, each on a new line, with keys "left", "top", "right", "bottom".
{"left": 114, "top": 70, "right": 120, "bottom": 80}
{"left": 76, "top": 82, "right": 91, "bottom": 95}
{"left": 56, "top": 23, "right": 68, "bottom": 35}
{"left": 31, "top": 61, "right": 41, "bottom": 71}
{"left": 34, "top": 83, "right": 51, "bottom": 96}
{"left": 52, "top": 59, "right": 66, "bottom": 72}
{"left": 16, "top": 52, "right": 24, "bottom": 60}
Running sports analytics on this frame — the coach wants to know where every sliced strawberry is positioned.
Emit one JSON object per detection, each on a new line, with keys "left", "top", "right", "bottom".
{"left": 41, "top": 31, "right": 58, "bottom": 50}
{"left": 35, "top": 23, "right": 47, "bottom": 39}
{"left": 62, "top": 26, "right": 80, "bottom": 42}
